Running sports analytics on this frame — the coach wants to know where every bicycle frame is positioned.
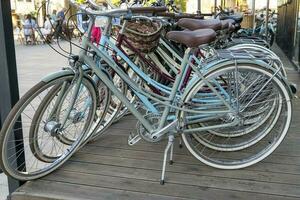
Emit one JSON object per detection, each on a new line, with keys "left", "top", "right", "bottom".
{"left": 83, "top": 36, "right": 189, "bottom": 132}
{"left": 111, "top": 21, "right": 215, "bottom": 95}
{"left": 71, "top": 16, "right": 237, "bottom": 136}
{"left": 1, "top": 1, "right": 293, "bottom": 185}
{"left": 115, "top": 31, "right": 175, "bottom": 83}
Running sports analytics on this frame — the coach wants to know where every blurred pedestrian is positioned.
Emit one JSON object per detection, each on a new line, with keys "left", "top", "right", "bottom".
{"left": 51, "top": 10, "right": 57, "bottom": 22}
{"left": 54, "top": 8, "right": 66, "bottom": 39}
{"left": 22, "top": 14, "right": 36, "bottom": 44}
{"left": 41, "top": 15, "right": 54, "bottom": 42}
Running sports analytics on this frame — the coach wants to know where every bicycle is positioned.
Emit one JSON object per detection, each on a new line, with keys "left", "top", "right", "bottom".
{"left": 0, "top": 1, "right": 293, "bottom": 185}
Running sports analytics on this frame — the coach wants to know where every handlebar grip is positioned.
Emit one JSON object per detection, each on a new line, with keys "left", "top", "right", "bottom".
{"left": 129, "top": 6, "right": 167, "bottom": 14}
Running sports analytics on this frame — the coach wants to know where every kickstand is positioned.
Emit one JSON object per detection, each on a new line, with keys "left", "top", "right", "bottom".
{"left": 160, "top": 134, "right": 174, "bottom": 185}
{"left": 179, "top": 138, "right": 183, "bottom": 149}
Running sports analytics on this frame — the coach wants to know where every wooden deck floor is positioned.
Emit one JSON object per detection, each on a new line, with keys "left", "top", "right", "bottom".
{"left": 10, "top": 45, "right": 300, "bottom": 200}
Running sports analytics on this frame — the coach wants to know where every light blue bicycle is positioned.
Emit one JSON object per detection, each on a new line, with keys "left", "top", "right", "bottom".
{"left": 0, "top": 1, "right": 293, "bottom": 185}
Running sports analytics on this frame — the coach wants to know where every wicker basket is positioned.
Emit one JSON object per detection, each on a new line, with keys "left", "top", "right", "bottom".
{"left": 123, "top": 20, "right": 162, "bottom": 53}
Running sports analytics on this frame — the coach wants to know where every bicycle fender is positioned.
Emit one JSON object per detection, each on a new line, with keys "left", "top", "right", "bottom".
{"left": 41, "top": 68, "right": 102, "bottom": 108}
{"left": 41, "top": 68, "right": 76, "bottom": 83}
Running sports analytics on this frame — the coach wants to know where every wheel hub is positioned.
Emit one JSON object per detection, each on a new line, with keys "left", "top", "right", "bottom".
{"left": 44, "top": 121, "right": 61, "bottom": 137}
{"left": 68, "top": 109, "right": 84, "bottom": 123}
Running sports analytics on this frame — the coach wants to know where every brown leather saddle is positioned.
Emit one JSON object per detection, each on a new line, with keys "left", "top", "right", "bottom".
{"left": 177, "top": 18, "right": 222, "bottom": 31}
{"left": 166, "top": 29, "right": 216, "bottom": 48}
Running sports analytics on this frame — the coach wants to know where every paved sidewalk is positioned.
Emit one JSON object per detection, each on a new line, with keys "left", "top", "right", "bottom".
{"left": 16, "top": 43, "right": 71, "bottom": 95}
{"left": 0, "top": 174, "right": 8, "bottom": 200}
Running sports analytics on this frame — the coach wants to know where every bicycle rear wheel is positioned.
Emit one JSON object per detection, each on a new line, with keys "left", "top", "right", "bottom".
{"left": 180, "top": 64, "right": 292, "bottom": 169}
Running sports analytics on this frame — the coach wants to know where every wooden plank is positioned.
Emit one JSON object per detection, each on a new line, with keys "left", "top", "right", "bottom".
{"left": 107, "top": 119, "right": 138, "bottom": 131}
{"left": 88, "top": 133, "right": 300, "bottom": 159}
{"left": 83, "top": 140, "right": 300, "bottom": 166}
{"left": 60, "top": 160, "right": 300, "bottom": 195}
{"left": 80, "top": 147, "right": 299, "bottom": 176}
{"left": 42, "top": 170, "right": 300, "bottom": 200}
{"left": 12, "top": 180, "right": 191, "bottom": 200}
{"left": 70, "top": 150, "right": 300, "bottom": 183}
{"left": 70, "top": 152, "right": 300, "bottom": 185}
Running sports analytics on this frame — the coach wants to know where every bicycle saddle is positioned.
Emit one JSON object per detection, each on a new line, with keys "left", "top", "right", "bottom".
{"left": 174, "top": 13, "right": 204, "bottom": 20}
{"left": 129, "top": 6, "right": 167, "bottom": 14}
{"left": 177, "top": 18, "right": 222, "bottom": 31}
{"left": 166, "top": 29, "right": 216, "bottom": 47}
{"left": 219, "top": 14, "right": 243, "bottom": 24}
{"left": 157, "top": 12, "right": 204, "bottom": 20}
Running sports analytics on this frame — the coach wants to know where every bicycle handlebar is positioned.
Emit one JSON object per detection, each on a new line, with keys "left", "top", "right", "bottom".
{"left": 69, "top": 0, "right": 167, "bottom": 17}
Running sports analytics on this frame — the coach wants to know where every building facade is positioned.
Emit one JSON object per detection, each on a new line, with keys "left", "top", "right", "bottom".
{"left": 10, "top": 0, "right": 35, "bottom": 27}
{"left": 11, "top": 0, "right": 35, "bottom": 15}
{"left": 277, "top": 0, "right": 300, "bottom": 70}
{"left": 10, "top": 0, "right": 67, "bottom": 27}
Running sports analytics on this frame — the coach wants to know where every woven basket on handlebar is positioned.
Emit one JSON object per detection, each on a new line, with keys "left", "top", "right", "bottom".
{"left": 123, "top": 20, "right": 162, "bottom": 53}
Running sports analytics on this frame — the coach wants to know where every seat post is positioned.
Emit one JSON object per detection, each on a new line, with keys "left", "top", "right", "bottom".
{"left": 157, "top": 47, "right": 193, "bottom": 131}
{"left": 180, "top": 47, "right": 195, "bottom": 74}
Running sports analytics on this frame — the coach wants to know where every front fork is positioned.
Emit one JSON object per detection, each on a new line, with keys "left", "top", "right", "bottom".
{"left": 47, "top": 64, "right": 84, "bottom": 130}
{"left": 59, "top": 67, "right": 84, "bottom": 128}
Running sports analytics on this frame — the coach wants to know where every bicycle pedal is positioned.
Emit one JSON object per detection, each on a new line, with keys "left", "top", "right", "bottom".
{"left": 128, "top": 132, "right": 141, "bottom": 146}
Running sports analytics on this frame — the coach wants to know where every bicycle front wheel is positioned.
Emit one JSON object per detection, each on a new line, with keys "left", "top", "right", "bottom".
{"left": 0, "top": 74, "right": 97, "bottom": 180}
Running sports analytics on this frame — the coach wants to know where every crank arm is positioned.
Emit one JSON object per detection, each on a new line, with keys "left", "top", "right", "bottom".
{"left": 128, "top": 132, "right": 141, "bottom": 146}
{"left": 151, "top": 119, "right": 178, "bottom": 140}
